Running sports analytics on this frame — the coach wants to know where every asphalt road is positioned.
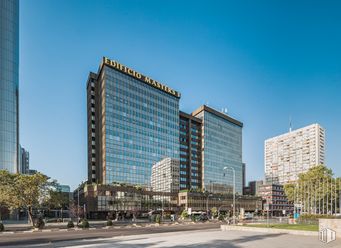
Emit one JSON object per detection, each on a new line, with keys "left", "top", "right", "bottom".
{"left": 0, "top": 222, "right": 221, "bottom": 247}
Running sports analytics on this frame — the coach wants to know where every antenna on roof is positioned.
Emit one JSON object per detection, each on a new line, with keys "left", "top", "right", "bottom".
{"left": 289, "top": 116, "right": 292, "bottom": 132}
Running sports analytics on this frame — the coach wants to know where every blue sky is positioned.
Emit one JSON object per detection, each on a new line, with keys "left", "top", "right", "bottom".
{"left": 19, "top": 0, "right": 341, "bottom": 190}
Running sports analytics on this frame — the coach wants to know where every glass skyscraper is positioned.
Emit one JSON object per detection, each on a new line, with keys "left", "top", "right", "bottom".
{"left": 179, "top": 111, "right": 202, "bottom": 191}
{"left": 87, "top": 57, "right": 180, "bottom": 187}
{"left": 193, "top": 105, "right": 243, "bottom": 194}
{"left": 0, "top": 0, "right": 19, "bottom": 173}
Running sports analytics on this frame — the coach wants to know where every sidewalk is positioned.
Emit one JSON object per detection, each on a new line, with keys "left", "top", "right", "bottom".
{"left": 221, "top": 224, "right": 317, "bottom": 236}
{"left": 0, "top": 220, "right": 210, "bottom": 235}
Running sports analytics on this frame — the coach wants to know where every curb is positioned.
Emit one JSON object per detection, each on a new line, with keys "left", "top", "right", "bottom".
{"left": 220, "top": 225, "right": 317, "bottom": 236}
{"left": 0, "top": 222, "right": 213, "bottom": 236}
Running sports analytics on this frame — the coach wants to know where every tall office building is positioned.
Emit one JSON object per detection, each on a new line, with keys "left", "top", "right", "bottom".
{"left": 87, "top": 57, "right": 180, "bottom": 186}
{"left": 0, "top": 0, "right": 19, "bottom": 173}
{"left": 19, "top": 146, "right": 29, "bottom": 174}
{"left": 179, "top": 111, "right": 202, "bottom": 191}
{"left": 265, "top": 123, "right": 325, "bottom": 185}
{"left": 193, "top": 105, "right": 243, "bottom": 194}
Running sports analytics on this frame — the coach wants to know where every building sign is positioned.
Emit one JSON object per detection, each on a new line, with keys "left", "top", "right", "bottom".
{"left": 102, "top": 57, "right": 181, "bottom": 98}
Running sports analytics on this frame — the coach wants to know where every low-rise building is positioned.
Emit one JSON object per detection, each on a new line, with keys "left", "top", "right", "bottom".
{"left": 258, "top": 183, "right": 293, "bottom": 216}
{"left": 75, "top": 184, "right": 262, "bottom": 219}
{"left": 79, "top": 184, "right": 179, "bottom": 219}
{"left": 243, "top": 180, "right": 264, "bottom": 196}
{"left": 178, "top": 191, "right": 262, "bottom": 214}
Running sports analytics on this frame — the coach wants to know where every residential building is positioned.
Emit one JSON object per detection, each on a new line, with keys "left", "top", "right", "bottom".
{"left": 151, "top": 157, "right": 180, "bottom": 193}
{"left": 192, "top": 105, "right": 243, "bottom": 194}
{"left": 0, "top": 0, "right": 19, "bottom": 173}
{"left": 179, "top": 111, "right": 202, "bottom": 191}
{"left": 265, "top": 124, "right": 325, "bottom": 184}
{"left": 87, "top": 57, "right": 180, "bottom": 186}
{"left": 258, "top": 183, "right": 293, "bottom": 216}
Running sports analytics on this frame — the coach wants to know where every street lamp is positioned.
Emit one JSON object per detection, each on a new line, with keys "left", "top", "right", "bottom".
{"left": 223, "top": 166, "right": 236, "bottom": 225}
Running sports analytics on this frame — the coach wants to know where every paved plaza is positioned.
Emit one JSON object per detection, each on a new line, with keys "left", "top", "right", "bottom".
{"left": 6, "top": 229, "right": 339, "bottom": 248}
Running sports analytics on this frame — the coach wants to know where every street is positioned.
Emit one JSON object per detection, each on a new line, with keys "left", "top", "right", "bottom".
{"left": 1, "top": 223, "right": 341, "bottom": 248}
{"left": 0, "top": 222, "right": 220, "bottom": 247}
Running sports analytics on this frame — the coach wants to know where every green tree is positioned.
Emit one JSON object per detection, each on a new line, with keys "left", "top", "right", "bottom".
{"left": 0, "top": 171, "right": 16, "bottom": 220}
{"left": 0, "top": 170, "right": 49, "bottom": 225}
{"left": 283, "top": 165, "right": 340, "bottom": 215}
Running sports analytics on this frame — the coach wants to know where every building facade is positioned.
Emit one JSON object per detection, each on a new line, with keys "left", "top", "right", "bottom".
{"left": 19, "top": 146, "right": 29, "bottom": 174}
{"left": 0, "top": 0, "right": 19, "bottom": 173}
{"left": 258, "top": 183, "right": 293, "bottom": 216}
{"left": 192, "top": 105, "right": 243, "bottom": 194}
{"left": 87, "top": 57, "right": 180, "bottom": 186}
{"left": 243, "top": 180, "right": 264, "bottom": 196}
{"left": 265, "top": 124, "right": 325, "bottom": 185}
{"left": 80, "top": 184, "right": 179, "bottom": 219}
{"left": 179, "top": 111, "right": 202, "bottom": 191}
{"left": 178, "top": 191, "right": 262, "bottom": 213}
{"left": 151, "top": 157, "right": 180, "bottom": 193}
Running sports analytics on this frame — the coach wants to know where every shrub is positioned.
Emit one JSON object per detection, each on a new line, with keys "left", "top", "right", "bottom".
{"left": 218, "top": 214, "right": 225, "bottom": 221}
{"left": 106, "top": 220, "right": 113, "bottom": 226}
{"left": 0, "top": 223, "right": 4, "bottom": 232}
{"left": 78, "top": 219, "right": 89, "bottom": 229}
{"left": 149, "top": 215, "right": 156, "bottom": 222}
{"left": 34, "top": 217, "right": 45, "bottom": 229}
{"left": 67, "top": 221, "right": 74, "bottom": 228}
{"left": 155, "top": 214, "right": 161, "bottom": 224}
{"left": 211, "top": 208, "right": 219, "bottom": 218}
{"left": 181, "top": 210, "right": 189, "bottom": 219}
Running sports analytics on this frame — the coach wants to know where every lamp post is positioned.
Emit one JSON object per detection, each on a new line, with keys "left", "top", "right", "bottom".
{"left": 77, "top": 186, "right": 80, "bottom": 224}
{"left": 223, "top": 166, "right": 235, "bottom": 225}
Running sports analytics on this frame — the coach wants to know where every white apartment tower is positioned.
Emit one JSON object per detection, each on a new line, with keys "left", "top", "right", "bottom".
{"left": 151, "top": 157, "right": 180, "bottom": 193}
{"left": 265, "top": 123, "right": 325, "bottom": 185}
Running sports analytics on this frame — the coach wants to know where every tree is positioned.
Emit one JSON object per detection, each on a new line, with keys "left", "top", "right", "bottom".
{"left": 283, "top": 165, "right": 341, "bottom": 215}
{"left": 69, "top": 203, "right": 84, "bottom": 220}
{"left": 0, "top": 170, "right": 49, "bottom": 225}
{"left": 43, "top": 180, "right": 70, "bottom": 211}
{"left": 0, "top": 171, "right": 16, "bottom": 220}
{"left": 284, "top": 183, "right": 295, "bottom": 202}
{"left": 13, "top": 173, "right": 49, "bottom": 225}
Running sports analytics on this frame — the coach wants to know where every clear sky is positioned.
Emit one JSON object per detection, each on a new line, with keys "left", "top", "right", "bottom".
{"left": 19, "top": 0, "right": 341, "bottom": 190}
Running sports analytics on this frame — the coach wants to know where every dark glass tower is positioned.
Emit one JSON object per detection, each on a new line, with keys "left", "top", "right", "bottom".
{"left": 0, "top": 0, "right": 19, "bottom": 173}
{"left": 87, "top": 57, "right": 180, "bottom": 186}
